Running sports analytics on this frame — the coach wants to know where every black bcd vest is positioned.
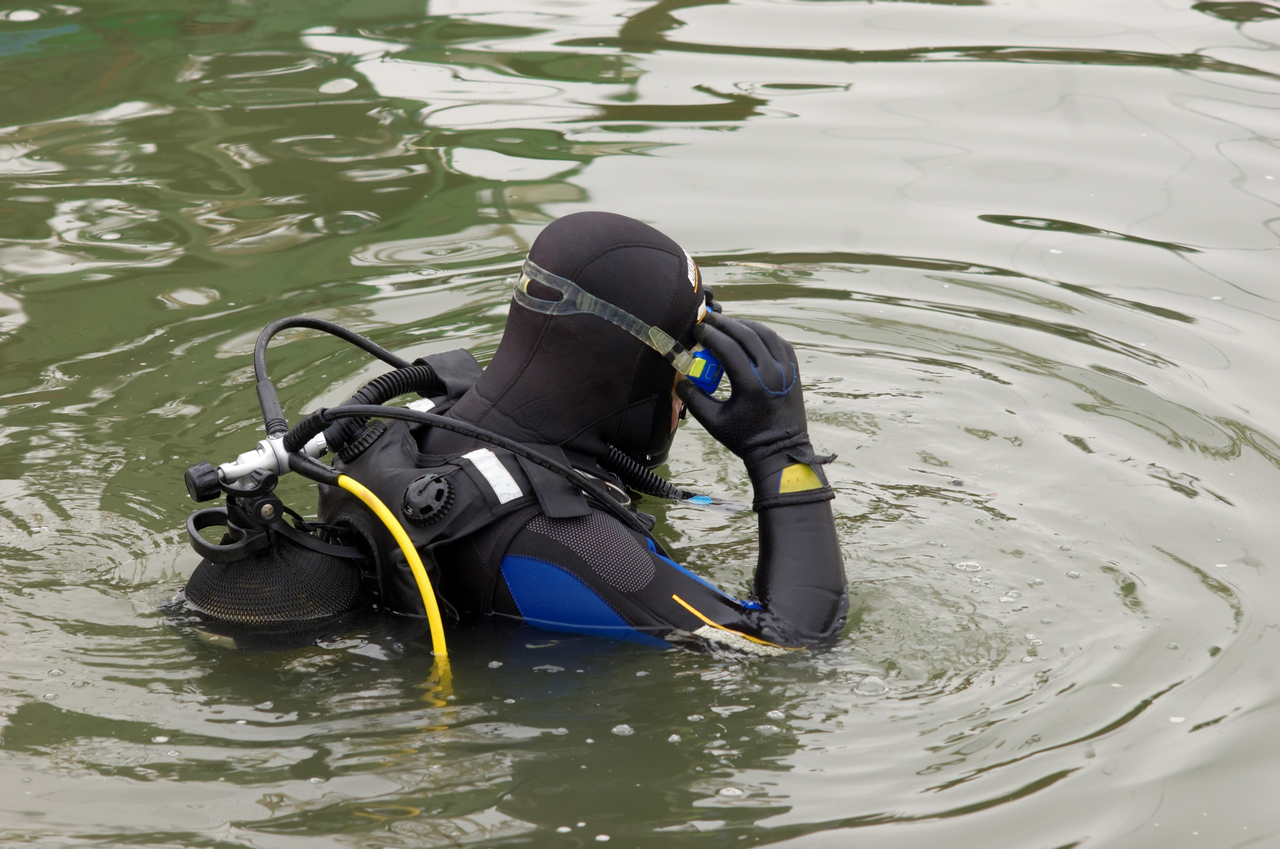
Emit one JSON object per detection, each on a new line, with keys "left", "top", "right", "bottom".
{"left": 316, "top": 349, "right": 642, "bottom": 618}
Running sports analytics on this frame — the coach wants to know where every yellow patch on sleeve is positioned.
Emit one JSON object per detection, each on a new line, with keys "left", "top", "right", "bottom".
{"left": 778, "top": 463, "right": 823, "bottom": 494}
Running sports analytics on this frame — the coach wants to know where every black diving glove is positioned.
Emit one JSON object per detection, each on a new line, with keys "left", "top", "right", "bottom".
{"left": 676, "top": 314, "right": 835, "bottom": 511}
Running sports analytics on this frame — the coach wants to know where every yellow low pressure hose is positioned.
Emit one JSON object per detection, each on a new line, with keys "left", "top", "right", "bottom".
{"left": 335, "top": 474, "right": 449, "bottom": 671}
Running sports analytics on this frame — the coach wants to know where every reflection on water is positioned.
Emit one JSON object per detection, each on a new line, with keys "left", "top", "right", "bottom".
{"left": 1, "top": 0, "right": 1277, "bottom": 846}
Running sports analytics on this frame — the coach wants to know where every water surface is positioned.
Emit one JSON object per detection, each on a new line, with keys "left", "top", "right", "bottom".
{"left": 1, "top": 0, "right": 1277, "bottom": 846}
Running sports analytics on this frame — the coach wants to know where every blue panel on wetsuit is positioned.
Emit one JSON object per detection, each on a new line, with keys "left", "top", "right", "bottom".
{"left": 500, "top": 555, "right": 670, "bottom": 648}
{"left": 644, "top": 537, "right": 752, "bottom": 605}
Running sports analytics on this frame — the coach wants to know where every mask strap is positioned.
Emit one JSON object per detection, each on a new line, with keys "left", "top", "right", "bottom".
{"left": 514, "top": 259, "right": 699, "bottom": 374}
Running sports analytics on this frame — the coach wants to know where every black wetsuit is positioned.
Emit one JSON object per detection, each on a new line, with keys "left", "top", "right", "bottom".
{"left": 321, "top": 211, "right": 848, "bottom": 653}
{"left": 318, "top": 415, "right": 846, "bottom": 654}
{"left": 456, "top": 500, "right": 846, "bottom": 653}
{"left": 429, "top": 447, "right": 846, "bottom": 654}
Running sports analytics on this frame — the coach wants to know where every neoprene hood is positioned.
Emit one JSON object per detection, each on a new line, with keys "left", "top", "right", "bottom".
{"left": 448, "top": 212, "right": 705, "bottom": 466}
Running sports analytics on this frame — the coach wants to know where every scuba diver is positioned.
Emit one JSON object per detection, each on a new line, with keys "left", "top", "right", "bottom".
{"left": 180, "top": 212, "right": 846, "bottom": 656}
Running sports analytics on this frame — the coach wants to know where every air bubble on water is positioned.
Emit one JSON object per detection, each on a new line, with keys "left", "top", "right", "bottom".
{"left": 718, "top": 787, "right": 744, "bottom": 797}
{"left": 552, "top": 728, "right": 568, "bottom": 736}
{"left": 1169, "top": 716, "right": 1186, "bottom": 724}
{"left": 152, "top": 736, "right": 169, "bottom": 743}
{"left": 636, "top": 671, "right": 649, "bottom": 676}
{"left": 855, "top": 676, "right": 888, "bottom": 695}
{"left": 953, "top": 561, "right": 982, "bottom": 572}
{"left": 47, "top": 669, "right": 64, "bottom": 677}
{"left": 8, "top": 9, "right": 41, "bottom": 21}
{"left": 1027, "top": 579, "right": 1044, "bottom": 586}
{"left": 319, "top": 78, "right": 358, "bottom": 94}
{"left": 754, "top": 725, "right": 781, "bottom": 735}
{"left": 1040, "top": 618, "right": 1053, "bottom": 624}
{"left": 1066, "top": 571, "right": 1081, "bottom": 579}
{"left": 595, "top": 835, "right": 610, "bottom": 842}
{"left": 766, "top": 709, "right": 785, "bottom": 721}
{"left": 1025, "top": 634, "right": 1037, "bottom": 641}
{"left": 1060, "top": 545, "right": 1072, "bottom": 551}
{"left": 557, "top": 826, "right": 572, "bottom": 833}
{"left": 688, "top": 714, "right": 704, "bottom": 722}
{"left": 309, "top": 777, "right": 323, "bottom": 783}
{"left": 999, "top": 592, "right": 1021, "bottom": 602}
{"left": 488, "top": 661, "right": 503, "bottom": 668}
{"left": 1028, "top": 639, "right": 1043, "bottom": 646}
{"left": 668, "top": 734, "right": 681, "bottom": 743}
{"left": 167, "top": 750, "right": 180, "bottom": 757}
{"left": 1167, "top": 643, "right": 1178, "bottom": 650}
{"left": 1214, "top": 563, "right": 1228, "bottom": 569}
{"left": 611, "top": 724, "right": 634, "bottom": 736}
{"left": 1112, "top": 683, "right": 1122, "bottom": 688}
{"left": 970, "top": 576, "right": 983, "bottom": 584}
{"left": 1021, "top": 656, "right": 1035, "bottom": 663}
{"left": 505, "top": 699, "right": 516, "bottom": 704}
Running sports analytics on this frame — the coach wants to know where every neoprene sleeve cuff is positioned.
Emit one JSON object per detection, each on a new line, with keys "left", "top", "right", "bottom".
{"left": 748, "top": 444, "right": 836, "bottom": 512}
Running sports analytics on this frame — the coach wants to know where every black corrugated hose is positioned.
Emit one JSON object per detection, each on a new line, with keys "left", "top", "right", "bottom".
{"left": 602, "top": 445, "right": 695, "bottom": 501}
{"left": 284, "top": 364, "right": 443, "bottom": 455}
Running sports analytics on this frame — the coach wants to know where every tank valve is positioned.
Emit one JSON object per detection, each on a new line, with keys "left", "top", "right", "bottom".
{"left": 185, "top": 461, "right": 222, "bottom": 503}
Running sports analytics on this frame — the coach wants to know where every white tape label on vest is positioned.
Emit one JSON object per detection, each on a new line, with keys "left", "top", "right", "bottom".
{"left": 463, "top": 448, "right": 523, "bottom": 504}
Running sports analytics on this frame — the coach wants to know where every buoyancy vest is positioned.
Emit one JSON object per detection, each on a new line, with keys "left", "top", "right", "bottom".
{"left": 316, "top": 349, "right": 635, "bottom": 618}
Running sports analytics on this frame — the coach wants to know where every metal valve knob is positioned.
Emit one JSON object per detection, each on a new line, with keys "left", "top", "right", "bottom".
{"left": 184, "top": 461, "right": 222, "bottom": 503}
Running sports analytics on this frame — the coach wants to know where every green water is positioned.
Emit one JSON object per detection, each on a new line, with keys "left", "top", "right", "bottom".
{"left": 1, "top": 0, "right": 1277, "bottom": 846}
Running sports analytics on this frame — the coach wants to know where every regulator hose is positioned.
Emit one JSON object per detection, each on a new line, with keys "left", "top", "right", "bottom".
{"left": 290, "top": 405, "right": 657, "bottom": 539}
{"left": 254, "top": 316, "right": 413, "bottom": 437}
{"left": 288, "top": 454, "right": 450, "bottom": 673}
{"left": 602, "top": 445, "right": 695, "bottom": 501}
{"left": 337, "top": 474, "right": 449, "bottom": 671}
{"left": 283, "top": 363, "right": 443, "bottom": 455}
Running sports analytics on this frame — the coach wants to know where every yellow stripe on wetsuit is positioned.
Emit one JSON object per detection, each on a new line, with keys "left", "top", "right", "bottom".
{"left": 671, "top": 594, "right": 800, "bottom": 656}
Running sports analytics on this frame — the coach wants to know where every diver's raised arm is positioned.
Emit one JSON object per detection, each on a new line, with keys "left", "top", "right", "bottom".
{"left": 677, "top": 314, "right": 847, "bottom": 645}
